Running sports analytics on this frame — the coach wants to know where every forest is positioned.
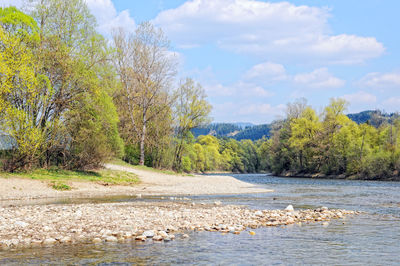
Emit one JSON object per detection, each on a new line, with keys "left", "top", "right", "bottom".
{"left": 1, "top": 1, "right": 400, "bottom": 180}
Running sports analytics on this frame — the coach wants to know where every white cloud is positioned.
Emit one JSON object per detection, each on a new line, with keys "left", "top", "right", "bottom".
{"left": 342, "top": 91, "right": 377, "bottom": 104}
{"left": 358, "top": 71, "right": 400, "bottom": 90}
{"left": 0, "top": 0, "right": 136, "bottom": 36}
{"left": 204, "top": 81, "right": 274, "bottom": 98}
{"left": 244, "top": 62, "right": 287, "bottom": 83}
{"left": 293, "top": 68, "right": 345, "bottom": 89}
{"left": 85, "top": 0, "right": 136, "bottom": 35}
{"left": 383, "top": 97, "right": 400, "bottom": 108}
{"left": 238, "top": 103, "right": 285, "bottom": 116}
{"left": 153, "top": 0, "right": 384, "bottom": 64}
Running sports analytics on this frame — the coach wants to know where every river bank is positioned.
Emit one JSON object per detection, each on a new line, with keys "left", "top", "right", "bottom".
{"left": 278, "top": 171, "right": 400, "bottom": 181}
{"left": 0, "top": 164, "right": 272, "bottom": 202}
{"left": 0, "top": 200, "right": 358, "bottom": 250}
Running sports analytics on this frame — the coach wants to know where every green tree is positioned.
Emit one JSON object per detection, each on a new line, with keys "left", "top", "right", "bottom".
{"left": 173, "top": 78, "right": 212, "bottom": 171}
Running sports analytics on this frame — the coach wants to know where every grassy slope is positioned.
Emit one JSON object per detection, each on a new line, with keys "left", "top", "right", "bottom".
{"left": 1, "top": 168, "right": 140, "bottom": 188}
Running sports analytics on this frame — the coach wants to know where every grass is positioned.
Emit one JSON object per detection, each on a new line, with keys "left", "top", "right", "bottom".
{"left": 109, "top": 158, "right": 193, "bottom": 176}
{"left": 1, "top": 167, "right": 140, "bottom": 188}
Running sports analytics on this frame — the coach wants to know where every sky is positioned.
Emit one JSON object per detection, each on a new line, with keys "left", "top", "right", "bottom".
{"left": 2, "top": 0, "right": 400, "bottom": 124}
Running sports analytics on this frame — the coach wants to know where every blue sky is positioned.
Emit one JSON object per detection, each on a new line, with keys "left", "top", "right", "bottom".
{"left": 3, "top": 0, "right": 400, "bottom": 124}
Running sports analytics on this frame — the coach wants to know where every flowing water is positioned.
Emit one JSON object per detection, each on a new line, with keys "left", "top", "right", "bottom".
{"left": 1, "top": 175, "right": 399, "bottom": 265}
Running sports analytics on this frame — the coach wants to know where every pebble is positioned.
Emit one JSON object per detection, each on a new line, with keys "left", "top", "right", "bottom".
{"left": 43, "top": 238, "right": 57, "bottom": 245}
{"left": 285, "top": 205, "right": 294, "bottom": 211}
{"left": 105, "top": 236, "right": 117, "bottom": 242}
{"left": 93, "top": 238, "right": 102, "bottom": 244}
{"left": 143, "top": 230, "right": 155, "bottom": 238}
{"left": 0, "top": 201, "right": 357, "bottom": 251}
{"left": 135, "top": 235, "right": 146, "bottom": 241}
{"left": 249, "top": 231, "right": 256, "bottom": 235}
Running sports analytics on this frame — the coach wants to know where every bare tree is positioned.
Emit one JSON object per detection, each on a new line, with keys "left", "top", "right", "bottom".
{"left": 113, "top": 22, "right": 177, "bottom": 165}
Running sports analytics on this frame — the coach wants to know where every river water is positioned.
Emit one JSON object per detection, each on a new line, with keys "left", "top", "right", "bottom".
{"left": 1, "top": 174, "right": 399, "bottom": 265}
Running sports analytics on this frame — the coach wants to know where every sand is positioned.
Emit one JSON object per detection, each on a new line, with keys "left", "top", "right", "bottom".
{"left": 0, "top": 164, "right": 272, "bottom": 201}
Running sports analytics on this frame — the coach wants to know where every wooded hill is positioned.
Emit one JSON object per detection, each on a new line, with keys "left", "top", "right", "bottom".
{"left": 192, "top": 110, "right": 399, "bottom": 141}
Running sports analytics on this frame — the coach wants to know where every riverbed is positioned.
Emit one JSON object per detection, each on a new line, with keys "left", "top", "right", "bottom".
{"left": 1, "top": 174, "right": 399, "bottom": 265}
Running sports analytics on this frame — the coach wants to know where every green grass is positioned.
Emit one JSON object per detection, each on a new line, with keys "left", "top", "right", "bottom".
{"left": 1, "top": 167, "right": 140, "bottom": 188}
{"left": 50, "top": 181, "right": 72, "bottom": 191}
{"left": 109, "top": 158, "right": 193, "bottom": 176}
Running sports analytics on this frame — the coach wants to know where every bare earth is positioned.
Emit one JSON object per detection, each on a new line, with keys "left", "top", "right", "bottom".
{"left": 0, "top": 164, "right": 272, "bottom": 201}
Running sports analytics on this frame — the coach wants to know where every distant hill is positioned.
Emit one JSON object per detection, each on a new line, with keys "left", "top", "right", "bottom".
{"left": 191, "top": 122, "right": 270, "bottom": 141}
{"left": 192, "top": 110, "right": 400, "bottom": 141}
{"left": 347, "top": 110, "right": 399, "bottom": 127}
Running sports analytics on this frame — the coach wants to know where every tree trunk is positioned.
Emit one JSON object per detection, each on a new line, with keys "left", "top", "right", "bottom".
{"left": 139, "top": 122, "right": 146, "bottom": 166}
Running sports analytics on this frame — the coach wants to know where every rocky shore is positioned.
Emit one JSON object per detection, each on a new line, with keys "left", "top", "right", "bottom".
{"left": 0, "top": 201, "right": 359, "bottom": 251}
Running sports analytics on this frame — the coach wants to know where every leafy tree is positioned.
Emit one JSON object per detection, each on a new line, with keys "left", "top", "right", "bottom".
{"left": 173, "top": 78, "right": 211, "bottom": 171}
{"left": 113, "top": 22, "right": 176, "bottom": 166}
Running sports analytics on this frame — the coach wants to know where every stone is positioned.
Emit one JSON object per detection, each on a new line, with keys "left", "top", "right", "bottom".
{"left": 255, "top": 211, "right": 263, "bottom": 216}
{"left": 214, "top": 201, "right": 222, "bottom": 206}
{"left": 182, "top": 234, "right": 189, "bottom": 238}
{"left": 158, "top": 231, "right": 168, "bottom": 238}
{"left": 15, "top": 221, "right": 29, "bottom": 228}
{"left": 249, "top": 231, "right": 256, "bottom": 236}
{"left": 163, "top": 237, "right": 171, "bottom": 242}
{"left": 152, "top": 235, "right": 163, "bottom": 241}
{"left": 321, "top": 206, "right": 328, "bottom": 211}
{"left": 60, "top": 237, "right": 72, "bottom": 243}
{"left": 285, "top": 205, "right": 294, "bottom": 211}
{"left": 135, "top": 235, "right": 146, "bottom": 241}
{"left": 136, "top": 194, "right": 142, "bottom": 199}
{"left": 105, "top": 236, "right": 118, "bottom": 242}
{"left": 143, "top": 230, "right": 155, "bottom": 238}
{"left": 43, "top": 238, "right": 57, "bottom": 245}
{"left": 93, "top": 238, "right": 102, "bottom": 244}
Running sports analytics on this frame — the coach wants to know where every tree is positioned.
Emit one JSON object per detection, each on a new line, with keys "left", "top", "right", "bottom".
{"left": 113, "top": 22, "right": 177, "bottom": 165}
{"left": 0, "top": 7, "right": 50, "bottom": 171}
{"left": 173, "top": 78, "right": 211, "bottom": 170}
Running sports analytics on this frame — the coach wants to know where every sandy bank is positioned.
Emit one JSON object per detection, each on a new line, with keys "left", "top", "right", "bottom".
{"left": 0, "top": 164, "right": 272, "bottom": 201}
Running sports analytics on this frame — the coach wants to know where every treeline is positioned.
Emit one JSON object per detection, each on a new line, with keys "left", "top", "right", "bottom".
{"left": 176, "top": 134, "right": 266, "bottom": 173}
{"left": 262, "top": 98, "right": 400, "bottom": 180}
{"left": 0, "top": 1, "right": 211, "bottom": 172}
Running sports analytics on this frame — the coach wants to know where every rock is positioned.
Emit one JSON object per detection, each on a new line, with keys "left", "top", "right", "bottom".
{"left": 60, "top": 237, "right": 72, "bottom": 243}
{"left": 182, "top": 234, "right": 189, "bottom": 239}
{"left": 169, "top": 234, "right": 175, "bottom": 240}
{"left": 255, "top": 211, "right": 263, "bottom": 216}
{"left": 152, "top": 235, "right": 163, "bottom": 241}
{"left": 15, "top": 221, "right": 29, "bottom": 228}
{"left": 135, "top": 235, "right": 146, "bottom": 241}
{"left": 233, "top": 231, "right": 240, "bottom": 235}
{"left": 136, "top": 194, "right": 142, "bottom": 199}
{"left": 143, "top": 230, "right": 155, "bottom": 238}
{"left": 249, "top": 231, "right": 256, "bottom": 236}
{"left": 158, "top": 231, "right": 168, "bottom": 238}
{"left": 322, "top": 222, "right": 329, "bottom": 227}
{"left": 43, "top": 238, "right": 57, "bottom": 245}
{"left": 93, "top": 238, "right": 102, "bottom": 244}
{"left": 214, "top": 201, "right": 222, "bottom": 206}
{"left": 163, "top": 237, "right": 171, "bottom": 242}
{"left": 105, "top": 236, "right": 117, "bottom": 242}
{"left": 285, "top": 205, "right": 294, "bottom": 211}
{"left": 321, "top": 206, "right": 328, "bottom": 211}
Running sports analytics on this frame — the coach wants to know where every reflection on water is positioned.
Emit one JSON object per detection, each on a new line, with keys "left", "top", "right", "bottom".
{"left": 1, "top": 174, "right": 400, "bottom": 265}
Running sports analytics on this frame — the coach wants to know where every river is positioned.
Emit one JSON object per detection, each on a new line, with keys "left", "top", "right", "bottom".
{"left": 1, "top": 174, "right": 399, "bottom": 265}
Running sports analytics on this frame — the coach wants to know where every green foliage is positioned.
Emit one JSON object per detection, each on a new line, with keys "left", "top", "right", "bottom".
{"left": 263, "top": 98, "right": 400, "bottom": 180}
{"left": 2, "top": 168, "right": 140, "bottom": 185}
{"left": 51, "top": 181, "right": 72, "bottom": 191}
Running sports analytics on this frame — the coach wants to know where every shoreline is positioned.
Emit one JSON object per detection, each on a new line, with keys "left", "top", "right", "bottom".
{"left": 276, "top": 172, "right": 400, "bottom": 181}
{"left": 0, "top": 201, "right": 358, "bottom": 251}
{"left": 0, "top": 164, "right": 272, "bottom": 202}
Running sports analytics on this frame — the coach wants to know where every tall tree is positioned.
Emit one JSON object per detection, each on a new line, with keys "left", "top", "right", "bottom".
{"left": 113, "top": 22, "right": 177, "bottom": 165}
{"left": 173, "top": 78, "right": 211, "bottom": 170}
